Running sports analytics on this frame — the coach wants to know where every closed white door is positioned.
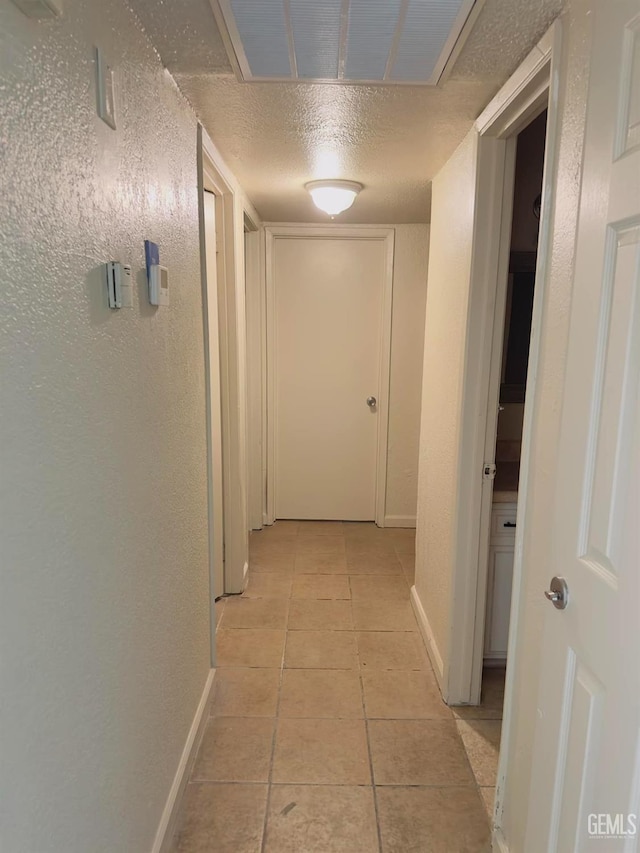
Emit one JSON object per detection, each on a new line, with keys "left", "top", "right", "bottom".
{"left": 525, "top": 3, "right": 640, "bottom": 849}
{"left": 272, "top": 234, "right": 391, "bottom": 520}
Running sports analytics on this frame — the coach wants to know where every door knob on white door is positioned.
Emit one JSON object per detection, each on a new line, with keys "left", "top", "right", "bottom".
{"left": 366, "top": 396, "right": 377, "bottom": 408}
{"left": 544, "top": 576, "right": 569, "bottom": 610}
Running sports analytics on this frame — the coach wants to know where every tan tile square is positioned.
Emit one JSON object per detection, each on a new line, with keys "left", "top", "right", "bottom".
{"left": 297, "top": 521, "right": 345, "bottom": 536}
{"left": 480, "top": 787, "right": 495, "bottom": 823}
{"left": 250, "top": 537, "right": 297, "bottom": 557}
{"left": 243, "top": 573, "right": 292, "bottom": 599}
{"left": 265, "top": 785, "right": 378, "bottom": 853}
{"left": 349, "top": 576, "right": 409, "bottom": 600}
{"left": 362, "top": 671, "right": 451, "bottom": 719}
{"left": 192, "top": 717, "right": 275, "bottom": 782}
{"left": 296, "top": 535, "right": 346, "bottom": 557}
{"left": 288, "top": 600, "right": 353, "bottom": 630}
{"left": 211, "top": 668, "right": 280, "bottom": 717}
{"left": 398, "top": 554, "right": 416, "bottom": 584}
{"left": 392, "top": 530, "right": 416, "bottom": 555}
{"left": 279, "top": 669, "right": 363, "bottom": 718}
{"left": 174, "top": 783, "right": 267, "bottom": 853}
{"left": 221, "top": 597, "right": 289, "bottom": 630}
{"left": 284, "top": 630, "right": 358, "bottom": 669}
{"left": 272, "top": 719, "right": 370, "bottom": 784}
{"left": 352, "top": 600, "right": 417, "bottom": 631}
{"left": 294, "top": 553, "right": 349, "bottom": 574}
{"left": 456, "top": 720, "right": 502, "bottom": 787}
{"left": 357, "top": 632, "right": 425, "bottom": 671}
{"left": 346, "top": 553, "right": 404, "bottom": 575}
{"left": 453, "top": 668, "right": 505, "bottom": 720}
{"left": 291, "top": 575, "right": 351, "bottom": 599}
{"left": 346, "top": 535, "right": 397, "bottom": 555}
{"left": 369, "top": 720, "right": 475, "bottom": 786}
{"left": 250, "top": 553, "right": 296, "bottom": 574}
{"left": 216, "top": 629, "right": 285, "bottom": 668}
{"left": 377, "top": 786, "right": 490, "bottom": 853}
{"left": 343, "top": 522, "right": 382, "bottom": 537}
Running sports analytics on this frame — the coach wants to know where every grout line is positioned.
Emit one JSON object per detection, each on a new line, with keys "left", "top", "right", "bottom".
{"left": 355, "top": 618, "right": 384, "bottom": 853}
{"left": 259, "top": 596, "right": 288, "bottom": 853}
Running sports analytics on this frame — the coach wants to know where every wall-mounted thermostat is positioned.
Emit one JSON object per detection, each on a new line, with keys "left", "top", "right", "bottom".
{"left": 149, "top": 264, "right": 169, "bottom": 306}
{"left": 105, "top": 261, "right": 132, "bottom": 309}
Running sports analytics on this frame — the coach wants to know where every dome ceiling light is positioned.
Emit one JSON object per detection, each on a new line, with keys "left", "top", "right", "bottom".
{"left": 305, "top": 180, "right": 363, "bottom": 216}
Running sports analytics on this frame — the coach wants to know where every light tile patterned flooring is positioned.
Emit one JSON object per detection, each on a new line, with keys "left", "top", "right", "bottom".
{"left": 173, "top": 521, "right": 504, "bottom": 853}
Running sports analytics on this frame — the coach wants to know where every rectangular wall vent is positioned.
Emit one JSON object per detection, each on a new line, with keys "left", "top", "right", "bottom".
{"left": 211, "top": 0, "right": 480, "bottom": 86}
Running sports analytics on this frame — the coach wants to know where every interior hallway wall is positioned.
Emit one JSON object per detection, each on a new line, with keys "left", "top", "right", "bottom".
{"left": 385, "top": 224, "right": 430, "bottom": 525}
{"left": 414, "top": 132, "right": 478, "bottom": 674}
{"left": 0, "top": 2, "right": 211, "bottom": 850}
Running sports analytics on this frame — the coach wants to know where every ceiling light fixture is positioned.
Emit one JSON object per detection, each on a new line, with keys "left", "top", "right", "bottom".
{"left": 305, "top": 180, "right": 363, "bottom": 216}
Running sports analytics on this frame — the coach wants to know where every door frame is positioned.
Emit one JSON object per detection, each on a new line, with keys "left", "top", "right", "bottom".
{"left": 199, "top": 127, "right": 259, "bottom": 609}
{"left": 264, "top": 224, "right": 395, "bottom": 526}
{"left": 440, "top": 19, "right": 563, "bottom": 841}
{"left": 244, "top": 215, "right": 264, "bottom": 532}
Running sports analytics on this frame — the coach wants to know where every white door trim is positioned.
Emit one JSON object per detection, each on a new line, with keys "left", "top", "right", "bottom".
{"left": 264, "top": 224, "right": 395, "bottom": 527}
{"left": 442, "top": 19, "right": 563, "bottom": 837}
{"left": 245, "top": 223, "right": 264, "bottom": 532}
{"left": 200, "top": 128, "right": 257, "bottom": 597}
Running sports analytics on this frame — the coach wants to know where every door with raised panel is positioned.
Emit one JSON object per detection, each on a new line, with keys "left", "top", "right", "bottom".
{"left": 271, "top": 233, "right": 391, "bottom": 521}
{"left": 525, "top": 3, "right": 640, "bottom": 849}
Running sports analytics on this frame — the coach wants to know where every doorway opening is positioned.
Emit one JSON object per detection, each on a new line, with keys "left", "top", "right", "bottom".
{"left": 482, "top": 110, "right": 547, "bottom": 675}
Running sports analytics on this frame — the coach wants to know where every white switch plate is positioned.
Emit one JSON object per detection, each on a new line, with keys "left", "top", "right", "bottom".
{"left": 11, "top": 0, "right": 62, "bottom": 19}
{"left": 95, "top": 47, "right": 116, "bottom": 130}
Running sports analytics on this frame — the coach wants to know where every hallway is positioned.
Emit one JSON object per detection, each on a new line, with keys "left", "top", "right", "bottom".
{"left": 173, "top": 522, "right": 501, "bottom": 852}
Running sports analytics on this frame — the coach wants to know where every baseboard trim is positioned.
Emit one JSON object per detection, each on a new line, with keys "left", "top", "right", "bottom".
{"left": 492, "top": 827, "right": 510, "bottom": 852}
{"left": 410, "top": 585, "right": 445, "bottom": 684}
{"left": 152, "top": 669, "right": 216, "bottom": 853}
{"left": 383, "top": 515, "right": 417, "bottom": 528}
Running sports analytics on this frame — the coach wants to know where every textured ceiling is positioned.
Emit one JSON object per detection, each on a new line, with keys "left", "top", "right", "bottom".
{"left": 129, "top": 0, "right": 564, "bottom": 223}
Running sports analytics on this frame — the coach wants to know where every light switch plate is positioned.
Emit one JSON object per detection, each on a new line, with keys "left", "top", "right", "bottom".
{"left": 11, "top": 0, "right": 62, "bottom": 19}
{"left": 95, "top": 47, "right": 116, "bottom": 130}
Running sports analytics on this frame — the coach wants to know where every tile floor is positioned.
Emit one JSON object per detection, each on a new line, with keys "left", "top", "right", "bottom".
{"left": 173, "top": 521, "right": 504, "bottom": 853}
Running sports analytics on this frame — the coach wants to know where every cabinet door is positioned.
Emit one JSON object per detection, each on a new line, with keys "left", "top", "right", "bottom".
{"left": 484, "top": 545, "right": 515, "bottom": 658}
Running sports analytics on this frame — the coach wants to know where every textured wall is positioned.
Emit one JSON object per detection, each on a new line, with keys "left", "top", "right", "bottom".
{"left": 0, "top": 2, "right": 210, "bottom": 851}
{"left": 386, "top": 225, "right": 430, "bottom": 523}
{"left": 414, "top": 131, "right": 478, "bottom": 670}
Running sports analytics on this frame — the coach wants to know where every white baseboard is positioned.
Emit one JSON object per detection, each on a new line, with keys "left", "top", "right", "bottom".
{"left": 383, "top": 515, "right": 417, "bottom": 528}
{"left": 410, "top": 585, "right": 445, "bottom": 684}
{"left": 152, "top": 669, "right": 216, "bottom": 853}
{"left": 492, "top": 827, "right": 509, "bottom": 852}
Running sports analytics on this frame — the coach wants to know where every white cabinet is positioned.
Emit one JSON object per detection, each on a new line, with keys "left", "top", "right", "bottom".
{"left": 484, "top": 501, "right": 517, "bottom": 661}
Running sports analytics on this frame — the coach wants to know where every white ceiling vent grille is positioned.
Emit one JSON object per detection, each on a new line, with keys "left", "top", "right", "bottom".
{"left": 211, "top": 0, "right": 481, "bottom": 86}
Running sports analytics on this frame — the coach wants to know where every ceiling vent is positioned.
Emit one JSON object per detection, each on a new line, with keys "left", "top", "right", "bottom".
{"left": 209, "top": 0, "right": 482, "bottom": 86}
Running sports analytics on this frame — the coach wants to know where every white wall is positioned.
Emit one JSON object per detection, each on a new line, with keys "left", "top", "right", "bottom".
{"left": 0, "top": 3, "right": 210, "bottom": 850}
{"left": 414, "top": 133, "right": 478, "bottom": 675}
{"left": 385, "top": 224, "right": 430, "bottom": 526}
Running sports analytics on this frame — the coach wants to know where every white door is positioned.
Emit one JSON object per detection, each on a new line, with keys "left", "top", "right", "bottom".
{"left": 272, "top": 234, "right": 391, "bottom": 521}
{"left": 204, "top": 191, "right": 225, "bottom": 599}
{"left": 525, "top": 3, "right": 640, "bottom": 849}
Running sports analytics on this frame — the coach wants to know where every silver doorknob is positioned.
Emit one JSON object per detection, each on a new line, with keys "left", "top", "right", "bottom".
{"left": 366, "top": 396, "right": 377, "bottom": 408}
{"left": 544, "top": 576, "right": 569, "bottom": 610}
